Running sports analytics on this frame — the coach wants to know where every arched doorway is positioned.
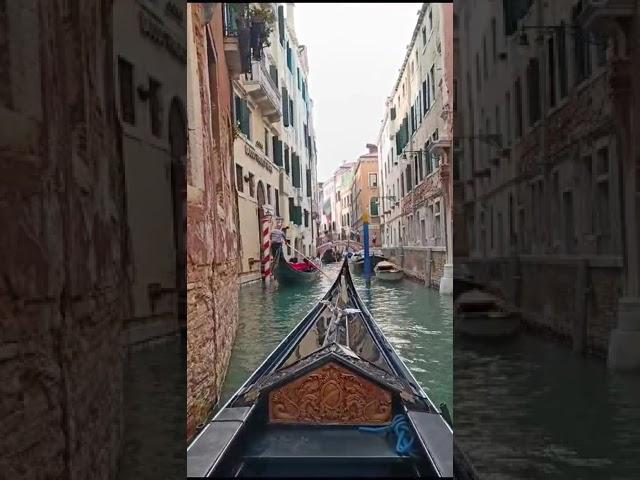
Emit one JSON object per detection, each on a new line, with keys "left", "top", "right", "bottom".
{"left": 168, "top": 97, "right": 187, "bottom": 332}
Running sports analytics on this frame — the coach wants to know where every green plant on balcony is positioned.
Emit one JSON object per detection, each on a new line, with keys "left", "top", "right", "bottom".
{"left": 249, "top": 5, "right": 275, "bottom": 59}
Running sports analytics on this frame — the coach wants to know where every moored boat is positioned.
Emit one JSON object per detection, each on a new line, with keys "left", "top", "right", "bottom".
{"left": 187, "top": 258, "right": 453, "bottom": 478}
{"left": 320, "top": 248, "right": 338, "bottom": 264}
{"left": 272, "top": 247, "right": 320, "bottom": 286}
{"left": 350, "top": 249, "right": 388, "bottom": 272}
{"left": 454, "top": 289, "right": 521, "bottom": 338}
{"left": 374, "top": 261, "right": 404, "bottom": 281}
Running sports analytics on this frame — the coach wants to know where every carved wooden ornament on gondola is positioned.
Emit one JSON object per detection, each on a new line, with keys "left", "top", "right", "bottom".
{"left": 268, "top": 361, "right": 392, "bottom": 425}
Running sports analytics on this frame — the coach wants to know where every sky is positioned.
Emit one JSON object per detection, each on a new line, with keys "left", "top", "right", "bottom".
{"left": 294, "top": 3, "right": 422, "bottom": 183}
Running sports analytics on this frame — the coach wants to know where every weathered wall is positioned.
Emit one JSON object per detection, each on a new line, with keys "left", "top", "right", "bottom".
{"left": 186, "top": 3, "right": 240, "bottom": 441}
{"left": 463, "top": 257, "right": 622, "bottom": 355}
{"left": 383, "top": 247, "right": 446, "bottom": 288}
{"left": 0, "top": 1, "right": 129, "bottom": 478}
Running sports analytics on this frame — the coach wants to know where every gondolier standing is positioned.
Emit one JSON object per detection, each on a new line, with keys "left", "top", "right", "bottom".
{"left": 270, "top": 222, "right": 289, "bottom": 258}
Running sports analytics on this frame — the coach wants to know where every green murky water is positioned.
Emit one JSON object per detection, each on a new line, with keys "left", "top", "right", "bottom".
{"left": 219, "top": 263, "right": 453, "bottom": 412}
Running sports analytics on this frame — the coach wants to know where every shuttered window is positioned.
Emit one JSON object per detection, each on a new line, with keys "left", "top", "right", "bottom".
{"left": 282, "top": 87, "right": 289, "bottom": 126}
{"left": 234, "top": 95, "right": 250, "bottom": 138}
{"left": 306, "top": 168, "right": 312, "bottom": 197}
{"left": 273, "top": 136, "right": 283, "bottom": 166}
{"left": 422, "top": 80, "right": 427, "bottom": 114}
{"left": 284, "top": 145, "right": 290, "bottom": 174}
{"left": 291, "top": 153, "right": 301, "bottom": 188}
{"left": 278, "top": 6, "right": 285, "bottom": 45}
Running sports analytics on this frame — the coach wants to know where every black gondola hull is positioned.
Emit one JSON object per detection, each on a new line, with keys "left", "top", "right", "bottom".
{"left": 272, "top": 249, "right": 320, "bottom": 286}
{"left": 187, "top": 259, "right": 454, "bottom": 478}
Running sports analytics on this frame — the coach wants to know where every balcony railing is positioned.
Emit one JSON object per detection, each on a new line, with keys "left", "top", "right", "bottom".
{"left": 244, "top": 59, "right": 282, "bottom": 121}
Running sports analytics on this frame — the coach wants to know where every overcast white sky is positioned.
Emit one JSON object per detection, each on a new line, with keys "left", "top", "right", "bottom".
{"left": 294, "top": 3, "right": 422, "bottom": 182}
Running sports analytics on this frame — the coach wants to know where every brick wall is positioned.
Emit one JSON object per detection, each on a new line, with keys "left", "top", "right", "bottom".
{"left": 186, "top": 3, "right": 240, "bottom": 441}
{"left": 463, "top": 257, "right": 623, "bottom": 355}
{"left": 0, "top": 1, "right": 129, "bottom": 478}
{"left": 383, "top": 247, "right": 446, "bottom": 288}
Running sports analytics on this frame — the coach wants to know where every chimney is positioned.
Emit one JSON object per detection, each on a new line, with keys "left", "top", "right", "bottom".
{"left": 366, "top": 144, "right": 378, "bottom": 154}
{"left": 286, "top": 3, "right": 295, "bottom": 29}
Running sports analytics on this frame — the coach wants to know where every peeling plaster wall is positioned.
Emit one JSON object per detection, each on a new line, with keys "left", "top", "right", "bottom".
{"left": 0, "top": 1, "right": 130, "bottom": 478}
{"left": 186, "top": 3, "right": 240, "bottom": 441}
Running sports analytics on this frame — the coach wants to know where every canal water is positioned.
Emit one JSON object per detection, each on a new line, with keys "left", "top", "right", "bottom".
{"left": 455, "top": 334, "right": 640, "bottom": 479}
{"left": 219, "top": 262, "right": 454, "bottom": 413}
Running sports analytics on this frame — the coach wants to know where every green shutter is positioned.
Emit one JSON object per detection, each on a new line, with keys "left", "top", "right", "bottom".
{"left": 282, "top": 87, "right": 289, "bottom": 127}
{"left": 370, "top": 198, "right": 379, "bottom": 216}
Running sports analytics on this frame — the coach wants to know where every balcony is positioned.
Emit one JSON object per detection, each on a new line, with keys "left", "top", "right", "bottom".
{"left": 222, "top": 3, "right": 242, "bottom": 75}
{"left": 577, "top": 0, "right": 636, "bottom": 33}
{"left": 244, "top": 60, "right": 282, "bottom": 123}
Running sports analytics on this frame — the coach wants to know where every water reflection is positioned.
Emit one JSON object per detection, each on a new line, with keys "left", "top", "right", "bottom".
{"left": 220, "top": 263, "right": 453, "bottom": 412}
{"left": 455, "top": 334, "right": 640, "bottom": 479}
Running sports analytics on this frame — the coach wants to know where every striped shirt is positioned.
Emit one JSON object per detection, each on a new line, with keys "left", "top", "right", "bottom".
{"left": 270, "top": 228, "right": 286, "bottom": 244}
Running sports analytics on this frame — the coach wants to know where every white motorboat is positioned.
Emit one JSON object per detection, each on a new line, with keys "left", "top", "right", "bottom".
{"left": 454, "top": 289, "right": 521, "bottom": 338}
{"left": 374, "top": 261, "right": 404, "bottom": 281}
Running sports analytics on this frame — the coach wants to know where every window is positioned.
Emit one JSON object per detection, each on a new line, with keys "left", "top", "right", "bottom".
{"left": 278, "top": 6, "right": 285, "bottom": 45}
{"left": 234, "top": 95, "right": 251, "bottom": 138}
{"left": 547, "top": 38, "right": 556, "bottom": 108}
{"left": 491, "top": 18, "right": 497, "bottom": 62}
{"left": 400, "top": 173, "right": 405, "bottom": 197}
{"left": 275, "top": 188, "right": 280, "bottom": 216}
{"left": 282, "top": 87, "right": 289, "bottom": 126}
{"left": 118, "top": 57, "right": 135, "bottom": 124}
{"left": 483, "top": 35, "right": 488, "bottom": 79}
{"left": 269, "top": 64, "right": 279, "bottom": 88}
{"left": 558, "top": 24, "right": 568, "bottom": 98}
{"left": 406, "top": 164, "right": 412, "bottom": 193}
{"left": 289, "top": 99, "right": 294, "bottom": 126}
{"left": 286, "top": 43, "right": 292, "bottom": 71}
{"left": 572, "top": 8, "right": 591, "bottom": 84}
{"left": 428, "top": 9, "right": 433, "bottom": 31}
{"left": 430, "top": 65, "right": 436, "bottom": 100}
{"left": 289, "top": 197, "right": 295, "bottom": 224}
{"left": 248, "top": 172, "right": 255, "bottom": 197}
{"left": 149, "top": 78, "right": 162, "bottom": 137}
{"left": 422, "top": 26, "right": 427, "bottom": 46}
{"left": 369, "top": 173, "right": 378, "bottom": 187}
{"left": 515, "top": 77, "right": 523, "bottom": 138}
{"left": 306, "top": 168, "right": 312, "bottom": 197}
{"left": 267, "top": 184, "right": 272, "bottom": 204}
{"left": 291, "top": 153, "right": 301, "bottom": 188}
{"left": 527, "top": 58, "right": 540, "bottom": 125}
{"left": 284, "top": 145, "right": 290, "bottom": 174}
{"left": 273, "top": 136, "right": 283, "bottom": 166}
{"left": 505, "top": 91, "right": 512, "bottom": 145}
{"left": 235, "top": 164, "right": 244, "bottom": 192}
{"left": 422, "top": 80, "right": 427, "bottom": 113}
{"left": 304, "top": 209, "right": 309, "bottom": 227}
{"left": 434, "top": 201, "right": 441, "bottom": 242}
{"left": 475, "top": 53, "right": 481, "bottom": 92}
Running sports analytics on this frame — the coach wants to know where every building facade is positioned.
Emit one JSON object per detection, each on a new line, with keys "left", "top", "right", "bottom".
{"left": 455, "top": 0, "right": 640, "bottom": 367}
{"left": 377, "top": 3, "right": 454, "bottom": 290}
{"left": 186, "top": 2, "right": 241, "bottom": 440}
{"left": 114, "top": 0, "right": 188, "bottom": 343}
{"left": 229, "top": 3, "right": 319, "bottom": 283}
{"left": 350, "top": 144, "right": 381, "bottom": 245}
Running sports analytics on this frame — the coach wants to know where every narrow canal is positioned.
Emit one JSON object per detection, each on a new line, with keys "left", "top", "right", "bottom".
{"left": 219, "top": 262, "right": 454, "bottom": 414}
{"left": 455, "top": 334, "right": 640, "bottom": 479}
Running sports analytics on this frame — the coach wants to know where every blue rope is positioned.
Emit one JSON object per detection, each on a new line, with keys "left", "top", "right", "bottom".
{"left": 359, "top": 414, "right": 415, "bottom": 455}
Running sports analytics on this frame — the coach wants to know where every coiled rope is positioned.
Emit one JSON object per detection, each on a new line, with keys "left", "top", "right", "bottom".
{"left": 359, "top": 414, "right": 415, "bottom": 456}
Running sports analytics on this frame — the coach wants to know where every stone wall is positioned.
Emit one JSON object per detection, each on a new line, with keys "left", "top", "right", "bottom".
{"left": 1, "top": 1, "right": 130, "bottom": 478}
{"left": 462, "top": 256, "right": 623, "bottom": 356}
{"left": 186, "top": 3, "right": 240, "bottom": 441}
{"left": 383, "top": 246, "right": 446, "bottom": 288}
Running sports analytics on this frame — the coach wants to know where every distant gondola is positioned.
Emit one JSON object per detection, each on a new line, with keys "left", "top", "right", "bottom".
{"left": 272, "top": 247, "right": 320, "bottom": 286}
{"left": 187, "top": 258, "right": 454, "bottom": 478}
{"left": 320, "top": 248, "right": 338, "bottom": 264}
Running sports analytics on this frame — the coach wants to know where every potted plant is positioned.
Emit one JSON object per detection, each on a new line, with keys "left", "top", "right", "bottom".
{"left": 231, "top": 3, "right": 252, "bottom": 73}
{"left": 249, "top": 5, "right": 275, "bottom": 60}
